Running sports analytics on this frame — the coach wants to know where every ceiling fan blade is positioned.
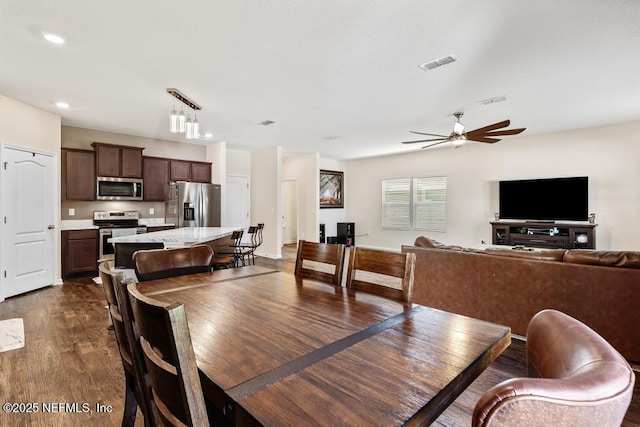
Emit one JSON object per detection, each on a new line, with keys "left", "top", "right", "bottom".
{"left": 402, "top": 137, "right": 448, "bottom": 144}
{"left": 480, "top": 127, "right": 526, "bottom": 137}
{"left": 466, "top": 120, "right": 510, "bottom": 136}
{"left": 466, "top": 136, "right": 502, "bottom": 143}
{"left": 421, "top": 140, "right": 450, "bottom": 149}
{"left": 409, "top": 131, "right": 448, "bottom": 137}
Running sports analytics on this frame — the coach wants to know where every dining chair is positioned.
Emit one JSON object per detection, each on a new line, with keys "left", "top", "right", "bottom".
{"left": 126, "top": 281, "right": 211, "bottom": 427}
{"left": 294, "top": 240, "right": 346, "bottom": 286}
{"left": 133, "top": 245, "right": 214, "bottom": 281}
{"left": 98, "top": 261, "right": 154, "bottom": 427}
{"left": 472, "top": 309, "right": 635, "bottom": 427}
{"left": 237, "top": 225, "right": 259, "bottom": 265}
{"left": 345, "top": 247, "right": 416, "bottom": 303}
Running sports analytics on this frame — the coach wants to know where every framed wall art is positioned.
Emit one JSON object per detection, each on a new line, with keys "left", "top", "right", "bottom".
{"left": 320, "top": 170, "right": 343, "bottom": 208}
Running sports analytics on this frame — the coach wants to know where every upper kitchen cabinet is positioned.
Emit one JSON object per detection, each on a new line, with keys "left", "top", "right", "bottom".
{"left": 92, "top": 142, "right": 143, "bottom": 178}
{"left": 170, "top": 160, "right": 191, "bottom": 182}
{"left": 62, "top": 148, "right": 95, "bottom": 200}
{"left": 170, "top": 160, "right": 212, "bottom": 183}
{"left": 143, "top": 156, "right": 170, "bottom": 201}
{"left": 191, "top": 161, "right": 212, "bottom": 183}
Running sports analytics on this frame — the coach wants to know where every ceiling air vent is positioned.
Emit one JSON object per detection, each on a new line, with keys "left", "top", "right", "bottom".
{"left": 259, "top": 120, "right": 275, "bottom": 126}
{"left": 478, "top": 96, "right": 507, "bottom": 106}
{"left": 418, "top": 55, "right": 459, "bottom": 72}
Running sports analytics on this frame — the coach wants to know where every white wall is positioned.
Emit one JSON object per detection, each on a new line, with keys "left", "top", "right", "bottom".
{"left": 227, "top": 148, "right": 251, "bottom": 176}
{"left": 346, "top": 120, "right": 640, "bottom": 251}
{"left": 62, "top": 126, "right": 207, "bottom": 160}
{"left": 282, "top": 154, "right": 319, "bottom": 242}
{"left": 251, "top": 146, "right": 281, "bottom": 258}
{"left": 319, "top": 159, "right": 347, "bottom": 239}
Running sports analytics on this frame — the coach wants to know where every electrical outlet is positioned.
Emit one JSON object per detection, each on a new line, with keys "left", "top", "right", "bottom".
{"left": 68, "top": 208, "right": 75, "bottom": 216}
{"left": 149, "top": 208, "right": 155, "bottom": 215}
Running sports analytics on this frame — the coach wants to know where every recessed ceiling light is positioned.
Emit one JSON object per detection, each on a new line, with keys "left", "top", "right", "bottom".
{"left": 55, "top": 101, "right": 69, "bottom": 109}
{"left": 478, "top": 96, "right": 507, "bottom": 105}
{"left": 43, "top": 33, "right": 65, "bottom": 45}
{"left": 204, "top": 133, "right": 213, "bottom": 138}
{"left": 418, "top": 54, "right": 459, "bottom": 72}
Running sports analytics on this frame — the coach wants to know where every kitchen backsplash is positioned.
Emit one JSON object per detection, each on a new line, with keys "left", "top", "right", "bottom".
{"left": 61, "top": 200, "right": 166, "bottom": 220}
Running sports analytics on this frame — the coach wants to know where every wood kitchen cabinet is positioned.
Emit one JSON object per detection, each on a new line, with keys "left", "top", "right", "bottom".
{"left": 92, "top": 142, "right": 143, "bottom": 178}
{"left": 143, "top": 156, "right": 170, "bottom": 201}
{"left": 62, "top": 229, "right": 99, "bottom": 277}
{"left": 170, "top": 160, "right": 191, "bottom": 181}
{"left": 191, "top": 161, "right": 212, "bottom": 182}
{"left": 62, "top": 148, "right": 95, "bottom": 200}
{"left": 170, "top": 160, "right": 212, "bottom": 183}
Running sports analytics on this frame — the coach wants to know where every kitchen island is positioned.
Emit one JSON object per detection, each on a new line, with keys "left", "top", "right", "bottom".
{"left": 109, "top": 226, "right": 237, "bottom": 268}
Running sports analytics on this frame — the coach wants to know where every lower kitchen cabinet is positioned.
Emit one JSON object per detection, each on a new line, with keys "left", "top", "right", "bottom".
{"left": 62, "top": 229, "right": 99, "bottom": 277}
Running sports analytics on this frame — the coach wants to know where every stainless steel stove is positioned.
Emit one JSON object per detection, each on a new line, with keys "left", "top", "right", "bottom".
{"left": 94, "top": 211, "right": 147, "bottom": 260}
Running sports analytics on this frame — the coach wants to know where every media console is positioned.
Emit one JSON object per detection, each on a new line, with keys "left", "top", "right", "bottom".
{"left": 491, "top": 221, "right": 597, "bottom": 249}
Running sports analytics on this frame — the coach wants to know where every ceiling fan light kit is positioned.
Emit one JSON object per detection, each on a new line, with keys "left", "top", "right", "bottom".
{"left": 402, "top": 112, "right": 526, "bottom": 150}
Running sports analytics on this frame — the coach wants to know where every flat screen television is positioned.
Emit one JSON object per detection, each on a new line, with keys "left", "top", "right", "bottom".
{"left": 498, "top": 176, "right": 588, "bottom": 221}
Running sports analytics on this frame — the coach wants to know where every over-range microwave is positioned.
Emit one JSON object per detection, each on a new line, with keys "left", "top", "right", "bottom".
{"left": 96, "top": 176, "right": 143, "bottom": 200}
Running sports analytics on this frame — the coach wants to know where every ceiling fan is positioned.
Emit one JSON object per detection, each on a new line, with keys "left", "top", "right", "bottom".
{"left": 402, "top": 112, "right": 526, "bottom": 149}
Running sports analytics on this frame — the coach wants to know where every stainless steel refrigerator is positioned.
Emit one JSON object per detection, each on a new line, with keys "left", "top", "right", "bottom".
{"left": 165, "top": 181, "right": 221, "bottom": 227}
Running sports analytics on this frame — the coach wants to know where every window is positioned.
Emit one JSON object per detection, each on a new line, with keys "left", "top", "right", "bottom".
{"left": 382, "top": 178, "right": 410, "bottom": 230}
{"left": 382, "top": 176, "right": 447, "bottom": 232}
{"left": 413, "top": 176, "right": 447, "bottom": 232}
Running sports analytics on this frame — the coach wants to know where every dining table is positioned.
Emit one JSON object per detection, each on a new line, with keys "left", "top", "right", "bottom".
{"left": 138, "top": 266, "right": 511, "bottom": 426}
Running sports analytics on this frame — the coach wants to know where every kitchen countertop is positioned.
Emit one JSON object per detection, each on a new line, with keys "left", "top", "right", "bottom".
{"left": 61, "top": 220, "right": 98, "bottom": 231}
{"left": 108, "top": 227, "right": 236, "bottom": 246}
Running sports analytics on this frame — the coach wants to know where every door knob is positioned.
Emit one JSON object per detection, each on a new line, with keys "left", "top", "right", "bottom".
{"left": 48, "top": 225, "right": 55, "bottom": 229}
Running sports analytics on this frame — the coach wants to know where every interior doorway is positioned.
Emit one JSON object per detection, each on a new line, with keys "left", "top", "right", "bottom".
{"left": 281, "top": 180, "right": 298, "bottom": 246}
{"left": 0, "top": 144, "right": 57, "bottom": 300}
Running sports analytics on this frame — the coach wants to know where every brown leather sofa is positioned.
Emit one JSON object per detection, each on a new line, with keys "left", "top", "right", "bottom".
{"left": 472, "top": 309, "right": 635, "bottom": 426}
{"left": 133, "top": 245, "right": 214, "bottom": 281}
{"left": 402, "top": 238, "right": 640, "bottom": 363}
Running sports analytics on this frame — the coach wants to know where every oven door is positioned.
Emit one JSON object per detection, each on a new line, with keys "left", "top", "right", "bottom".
{"left": 99, "top": 228, "right": 140, "bottom": 260}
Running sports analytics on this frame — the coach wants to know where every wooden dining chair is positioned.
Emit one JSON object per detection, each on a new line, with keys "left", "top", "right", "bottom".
{"left": 294, "top": 240, "right": 346, "bottom": 286}
{"left": 126, "top": 281, "right": 211, "bottom": 427}
{"left": 345, "top": 247, "right": 416, "bottom": 303}
{"left": 98, "top": 261, "right": 154, "bottom": 427}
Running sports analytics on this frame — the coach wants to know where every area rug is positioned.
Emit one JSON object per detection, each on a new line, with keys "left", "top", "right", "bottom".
{"left": 0, "top": 318, "right": 25, "bottom": 352}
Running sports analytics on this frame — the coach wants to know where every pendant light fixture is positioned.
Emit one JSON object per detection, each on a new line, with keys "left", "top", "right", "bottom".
{"left": 167, "top": 88, "right": 202, "bottom": 139}
{"left": 169, "top": 104, "right": 178, "bottom": 133}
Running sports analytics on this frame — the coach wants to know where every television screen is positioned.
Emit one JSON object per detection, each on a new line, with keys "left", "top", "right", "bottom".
{"left": 499, "top": 176, "right": 588, "bottom": 221}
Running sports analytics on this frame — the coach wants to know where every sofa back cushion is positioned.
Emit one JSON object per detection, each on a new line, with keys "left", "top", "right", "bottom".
{"left": 564, "top": 250, "right": 640, "bottom": 268}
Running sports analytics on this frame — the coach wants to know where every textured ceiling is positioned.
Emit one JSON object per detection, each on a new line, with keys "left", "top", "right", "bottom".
{"left": 1, "top": 0, "right": 639, "bottom": 160}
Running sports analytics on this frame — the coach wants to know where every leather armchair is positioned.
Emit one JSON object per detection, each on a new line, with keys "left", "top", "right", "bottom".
{"left": 473, "top": 309, "right": 635, "bottom": 426}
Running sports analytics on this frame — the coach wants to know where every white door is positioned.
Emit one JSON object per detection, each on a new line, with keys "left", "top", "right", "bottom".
{"left": 281, "top": 180, "right": 298, "bottom": 244}
{"left": 1, "top": 145, "right": 56, "bottom": 299}
{"left": 225, "top": 175, "right": 250, "bottom": 232}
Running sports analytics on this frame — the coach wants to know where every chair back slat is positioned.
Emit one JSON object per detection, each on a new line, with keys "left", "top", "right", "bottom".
{"left": 128, "top": 282, "right": 210, "bottom": 427}
{"left": 346, "top": 247, "right": 415, "bottom": 303}
{"left": 294, "top": 240, "right": 346, "bottom": 286}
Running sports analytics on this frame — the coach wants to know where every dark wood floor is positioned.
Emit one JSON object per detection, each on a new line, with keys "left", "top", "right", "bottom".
{"left": 0, "top": 249, "right": 637, "bottom": 426}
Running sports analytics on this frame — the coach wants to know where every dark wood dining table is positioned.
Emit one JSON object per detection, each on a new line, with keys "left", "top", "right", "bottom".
{"left": 138, "top": 266, "right": 511, "bottom": 426}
